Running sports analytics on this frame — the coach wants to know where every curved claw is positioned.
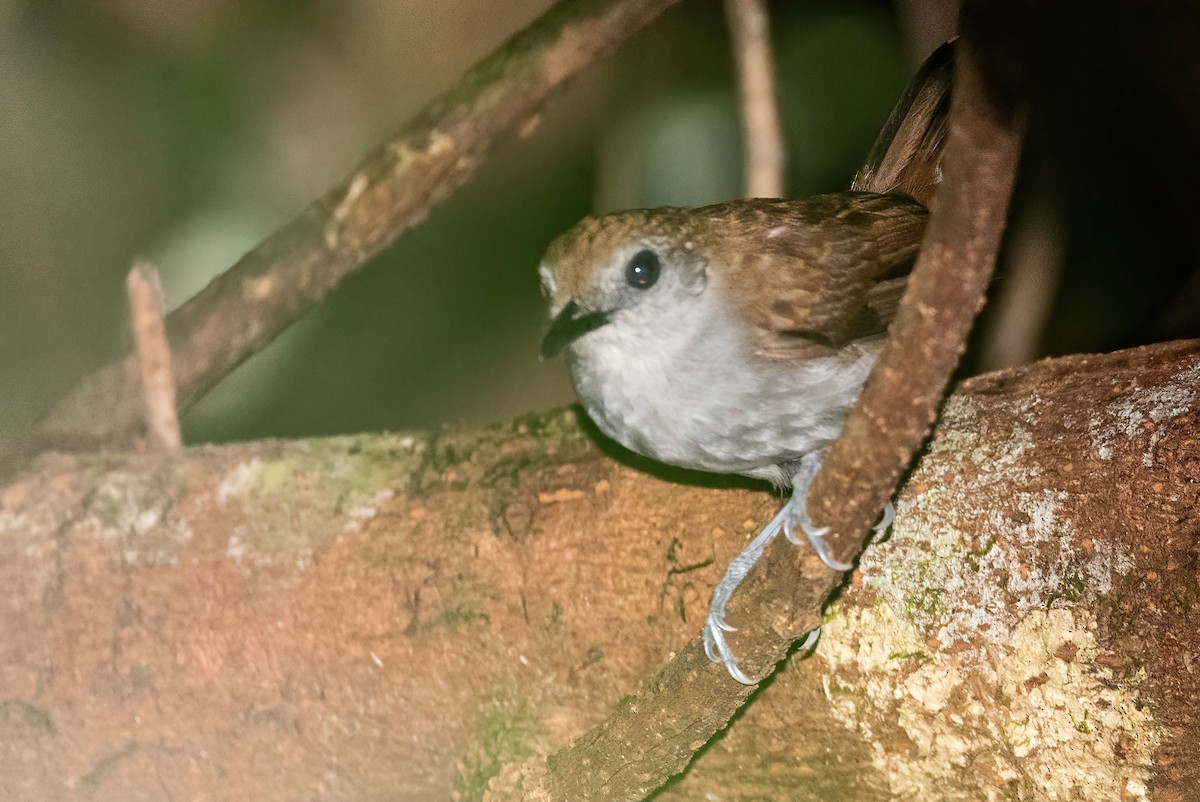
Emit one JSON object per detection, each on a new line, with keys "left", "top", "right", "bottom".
{"left": 783, "top": 514, "right": 853, "bottom": 572}
{"left": 705, "top": 606, "right": 738, "bottom": 635}
{"left": 783, "top": 448, "right": 865, "bottom": 572}
{"left": 798, "top": 627, "right": 820, "bottom": 652}
{"left": 786, "top": 450, "right": 853, "bottom": 571}
{"left": 783, "top": 519, "right": 828, "bottom": 546}
{"left": 873, "top": 504, "right": 892, "bottom": 535}
{"left": 725, "top": 657, "right": 756, "bottom": 686}
{"left": 703, "top": 626, "right": 719, "bottom": 662}
{"left": 702, "top": 507, "right": 789, "bottom": 682}
{"left": 704, "top": 619, "right": 757, "bottom": 685}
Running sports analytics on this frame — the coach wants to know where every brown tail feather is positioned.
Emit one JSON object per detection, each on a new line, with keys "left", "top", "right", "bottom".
{"left": 851, "top": 41, "right": 954, "bottom": 207}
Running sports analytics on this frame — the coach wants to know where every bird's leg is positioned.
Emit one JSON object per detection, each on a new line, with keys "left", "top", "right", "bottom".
{"left": 703, "top": 450, "right": 895, "bottom": 683}
{"left": 703, "top": 506, "right": 788, "bottom": 684}
{"left": 703, "top": 506, "right": 825, "bottom": 684}
{"left": 783, "top": 449, "right": 895, "bottom": 560}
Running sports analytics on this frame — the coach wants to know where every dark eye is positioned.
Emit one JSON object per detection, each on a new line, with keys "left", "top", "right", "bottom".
{"left": 625, "top": 249, "right": 660, "bottom": 289}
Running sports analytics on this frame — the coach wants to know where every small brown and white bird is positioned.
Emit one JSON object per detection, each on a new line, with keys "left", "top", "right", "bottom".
{"left": 539, "top": 44, "right": 952, "bottom": 683}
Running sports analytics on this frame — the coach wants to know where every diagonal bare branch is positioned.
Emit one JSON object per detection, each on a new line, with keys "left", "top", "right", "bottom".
{"left": 32, "top": 0, "right": 687, "bottom": 455}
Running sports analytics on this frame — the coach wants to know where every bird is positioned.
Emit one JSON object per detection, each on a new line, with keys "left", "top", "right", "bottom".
{"left": 538, "top": 43, "right": 953, "bottom": 684}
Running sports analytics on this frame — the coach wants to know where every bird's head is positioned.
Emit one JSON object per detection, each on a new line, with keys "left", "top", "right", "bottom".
{"left": 537, "top": 208, "right": 711, "bottom": 360}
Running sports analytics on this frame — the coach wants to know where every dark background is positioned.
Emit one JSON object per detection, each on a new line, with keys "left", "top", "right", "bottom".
{"left": 1, "top": 0, "right": 1196, "bottom": 447}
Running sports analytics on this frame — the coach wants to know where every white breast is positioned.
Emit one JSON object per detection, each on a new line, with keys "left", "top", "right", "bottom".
{"left": 567, "top": 293, "right": 880, "bottom": 480}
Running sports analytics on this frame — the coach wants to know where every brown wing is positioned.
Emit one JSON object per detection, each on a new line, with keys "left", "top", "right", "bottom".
{"left": 704, "top": 193, "right": 928, "bottom": 360}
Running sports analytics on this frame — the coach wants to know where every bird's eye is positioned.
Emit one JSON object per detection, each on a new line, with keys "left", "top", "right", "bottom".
{"left": 625, "top": 249, "right": 660, "bottom": 289}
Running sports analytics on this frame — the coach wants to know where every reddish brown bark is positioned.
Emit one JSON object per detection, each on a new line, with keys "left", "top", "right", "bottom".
{"left": 1, "top": 340, "right": 1196, "bottom": 801}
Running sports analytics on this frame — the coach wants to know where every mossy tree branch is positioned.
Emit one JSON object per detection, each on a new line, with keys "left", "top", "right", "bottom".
{"left": 0, "top": 341, "right": 1196, "bottom": 800}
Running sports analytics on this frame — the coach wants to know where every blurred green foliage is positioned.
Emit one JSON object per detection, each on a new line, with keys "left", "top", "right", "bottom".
{"left": 1, "top": 0, "right": 917, "bottom": 444}
{"left": 4, "top": 0, "right": 1195, "bottom": 448}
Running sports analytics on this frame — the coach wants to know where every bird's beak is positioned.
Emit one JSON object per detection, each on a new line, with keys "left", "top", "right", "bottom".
{"left": 540, "top": 299, "right": 612, "bottom": 359}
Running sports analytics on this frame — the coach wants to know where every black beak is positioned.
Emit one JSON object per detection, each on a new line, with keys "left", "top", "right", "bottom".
{"left": 540, "top": 299, "right": 612, "bottom": 359}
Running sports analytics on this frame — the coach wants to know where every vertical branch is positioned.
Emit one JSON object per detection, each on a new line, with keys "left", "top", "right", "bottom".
{"left": 126, "top": 262, "right": 182, "bottom": 451}
{"left": 724, "top": 0, "right": 785, "bottom": 198}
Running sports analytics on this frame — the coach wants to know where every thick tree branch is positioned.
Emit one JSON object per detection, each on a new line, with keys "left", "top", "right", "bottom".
{"left": 1, "top": 341, "right": 1196, "bottom": 800}
{"left": 32, "top": 0, "right": 686, "bottom": 454}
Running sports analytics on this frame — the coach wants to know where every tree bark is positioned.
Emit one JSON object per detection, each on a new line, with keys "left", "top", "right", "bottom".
{"left": 1, "top": 340, "right": 1197, "bottom": 801}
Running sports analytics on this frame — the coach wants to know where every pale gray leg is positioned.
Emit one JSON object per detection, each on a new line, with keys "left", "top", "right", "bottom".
{"left": 782, "top": 451, "right": 895, "bottom": 565}
{"left": 703, "top": 449, "right": 894, "bottom": 683}
{"left": 703, "top": 505, "right": 828, "bottom": 684}
{"left": 703, "top": 506, "right": 787, "bottom": 684}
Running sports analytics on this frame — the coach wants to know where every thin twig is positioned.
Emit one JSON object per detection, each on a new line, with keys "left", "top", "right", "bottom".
{"left": 724, "top": 0, "right": 785, "bottom": 198}
{"left": 978, "top": 201, "right": 1063, "bottom": 369}
{"left": 32, "top": 0, "right": 687, "bottom": 454}
{"left": 488, "top": 1, "right": 1029, "bottom": 798}
{"left": 126, "top": 262, "right": 182, "bottom": 452}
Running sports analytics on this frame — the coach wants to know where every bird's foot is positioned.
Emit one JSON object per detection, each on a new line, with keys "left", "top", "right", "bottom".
{"left": 780, "top": 451, "right": 896, "bottom": 568}
{"left": 780, "top": 450, "right": 855, "bottom": 571}
{"left": 703, "top": 506, "right": 787, "bottom": 684}
{"left": 702, "top": 450, "right": 894, "bottom": 683}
